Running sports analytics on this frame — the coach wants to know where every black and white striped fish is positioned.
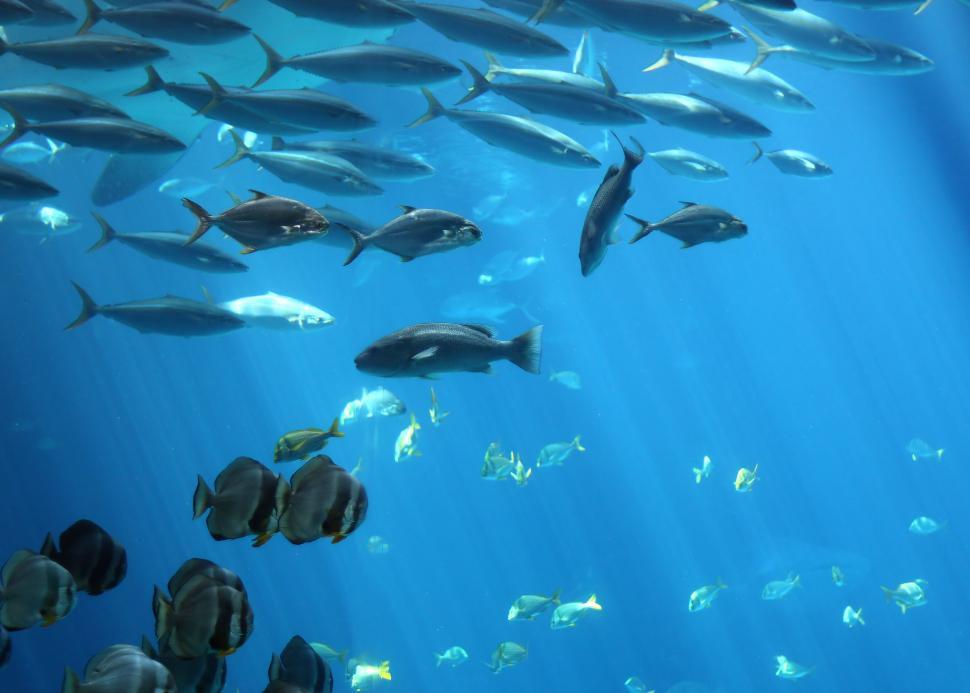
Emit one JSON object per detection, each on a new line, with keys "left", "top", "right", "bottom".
{"left": 62, "top": 643, "right": 175, "bottom": 693}
{"left": 268, "top": 635, "right": 333, "bottom": 693}
{"left": 193, "top": 457, "right": 290, "bottom": 547}
{"left": 0, "top": 550, "right": 76, "bottom": 630}
{"left": 40, "top": 519, "right": 127, "bottom": 596}
{"left": 279, "top": 456, "right": 368, "bottom": 545}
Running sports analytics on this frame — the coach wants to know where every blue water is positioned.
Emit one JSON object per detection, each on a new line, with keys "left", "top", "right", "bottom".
{"left": 2, "top": 1, "right": 970, "bottom": 691}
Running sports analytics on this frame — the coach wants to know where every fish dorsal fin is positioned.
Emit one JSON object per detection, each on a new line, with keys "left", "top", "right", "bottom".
{"left": 679, "top": 201, "right": 698, "bottom": 207}
{"left": 412, "top": 346, "right": 439, "bottom": 361}
{"left": 399, "top": 205, "right": 417, "bottom": 214}
{"left": 290, "top": 455, "right": 334, "bottom": 490}
{"left": 2, "top": 549, "right": 36, "bottom": 583}
{"left": 598, "top": 62, "right": 617, "bottom": 98}
{"left": 214, "top": 456, "right": 264, "bottom": 492}
{"left": 462, "top": 324, "right": 495, "bottom": 337}
{"left": 249, "top": 189, "right": 271, "bottom": 200}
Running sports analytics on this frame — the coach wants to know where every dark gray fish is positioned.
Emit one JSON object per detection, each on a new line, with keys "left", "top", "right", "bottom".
{"left": 0, "top": 624, "right": 9, "bottom": 668}
{"left": 0, "top": 33, "right": 168, "bottom": 70}
{"left": 0, "top": 0, "right": 32, "bottom": 23}
{"left": 400, "top": 2, "right": 568, "bottom": 57}
{"left": 65, "top": 282, "right": 246, "bottom": 336}
{"left": 269, "top": 636, "right": 333, "bottom": 693}
{"left": 193, "top": 456, "right": 290, "bottom": 546}
{"left": 80, "top": 0, "right": 250, "bottom": 44}
{"left": 483, "top": 0, "right": 591, "bottom": 26}
{"left": 142, "top": 637, "right": 227, "bottom": 693}
{"left": 355, "top": 323, "right": 543, "bottom": 377}
{"left": 199, "top": 73, "right": 376, "bottom": 133}
{"left": 0, "top": 161, "right": 58, "bottom": 200}
{"left": 272, "top": 138, "right": 433, "bottom": 181}
{"left": 92, "top": 150, "right": 186, "bottom": 206}
{"left": 627, "top": 202, "right": 747, "bottom": 247}
{"left": 182, "top": 189, "right": 330, "bottom": 252}
{"left": 18, "top": 0, "right": 75, "bottom": 25}
{"left": 459, "top": 61, "right": 644, "bottom": 126}
{"left": 258, "top": 0, "right": 413, "bottom": 27}
{"left": 254, "top": 36, "right": 461, "bottom": 88}
{"left": 618, "top": 90, "right": 771, "bottom": 138}
{"left": 342, "top": 205, "right": 481, "bottom": 265}
{"left": 218, "top": 131, "right": 382, "bottom": 198}
{"left": 0, "top": 84, "right": 128, "bottom": 121}
{"left": 579, "top": 134, "right": 643, "bottom": 276}
{"left": 0, "top": 109, "right": 185, "bottom": 154}
{"left": 88, "top": 213, "right": 249, "bottom": 273}
{"left": 126, "top": 67, "right": 315, "bottom": 136}
{"left": 0, "top": 550, "right": 76, "bottom": 630}
{"left": 63, "top": 644, "right": 176, "bottom": 693}
{"left": 153, "top": 559, "right": 254, "bottom": 659}
{"left": 39, "top": 519, "right": 127, "bottom": 596}
{"left": 279, "top": 456, "right": 368, "bottom": 545}
{"left": 410, "top": 89, "right": 599, "bottom": 168}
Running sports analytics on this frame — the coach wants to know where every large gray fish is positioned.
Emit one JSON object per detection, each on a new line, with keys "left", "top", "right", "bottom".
{"left": 0, "top": 161, "right": 58, "bottom": 200}
{"left": 398, "top": 2, "right": 568, "bottom": 57}
{"left": 269, "top": 636, "right": 333, "bottom": 693}
{"left": 258, "top": 0, "right": 413, "bottom": 27}
{"left": 750, "top": 142, "right": 832, "bottom": 177}
{"left": 182, "top": 190, "right": 330, "bottom": 252}
{"left": 0, "top": 624, "right": 9, "bottom": 668}
{"left": 410, "top": 89, "right": 599, "bottom": 169}
{"left": 532, "top": 0, "right": 733, "bottom": 44}
{"left": 579, "top": 134, "right": 643, "bottom": 276}
{"left": 483, "top": 0, "right": 592, "bottom": 26}
{"left": 17, "top": 0, "right": 75, "bottom": 25}
{"left": 734, "top": 5, "right": 874, "bottom": 63}
{"left": 142, "top": 637, "right": 227, "bottom": 693}
{"left": 342, "top": 205, "right": 481, "bottom": 265}
{"left": 199, "top": 74, "right": 376, "bottom": 132}
{"left": 649, "top": 148, "right": 728, "bottom": 181}
{"left": 62, "top": 644, "right": 176, "bottom": 693}
{"left": 0, "top": 33, "right": 169, "bottom": 70}
{"left": 193, "top": 456, "right": 290, "bottom": 546}
{"left": 0, "top": 108, "right": 184, "bottom": 154}
{"left": 0, "top": 0, "right": 32, "bottom": 23}
{"left": 0, "top": 550, "right": 76, "bottom": 630}
{"left": 272, "top": 138, "right": 433, "bottom": 181}
{"left": 66, "top": 282, "right": 246, "bottom": 336}
{"left": 0, "top": 84, "right": 128, "bottom": 121}
{"left": 88, "top": 213, "right": 249, "bottom": 273}
{"left": 355, "top": 323, "right": 543, "bottom": 377}
{"left": 39, "top": 519, "right": 127, "bottom": 596}
{"left": 153, "top": 559, "right": 254, "bottom": 659}
{"left": 459, "top": 62, "right": 644, "bottom": 126}
{"left": 126, "top": 67, "right": 316, "bottom": 135}
{"left": 79, "top": 0, "right": 250, "bottom": 44}
{"left": 279, "top": 456, "right": 368, "bottom": 545}
{"left": 218, "top": 131, "right": 382, "bottom": 198}
{"left": 483, "top": 51, "right": 604, "bottom": 90}
{"left": 254, "top": 36, "right": 461, "bottom": 88}
{"left": 627, "top": 202, "right": 747, "bottom": 247}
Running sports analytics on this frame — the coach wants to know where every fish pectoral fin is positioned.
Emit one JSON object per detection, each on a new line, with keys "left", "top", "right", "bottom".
{"left": 412, "top": 347, "right": 439, "bottom": 361}
{"left": 240, "top": 247, "right": 256, "bottom": 255}
{"left": 400, "top": 256, "right": 415, "bottom": 263}
{"left": 470, "top": 363, "right": 493, "bottom": 374}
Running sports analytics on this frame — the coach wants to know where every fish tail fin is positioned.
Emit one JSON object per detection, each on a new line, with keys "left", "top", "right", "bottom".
{"left": 584, "top": 594, "right": 602, "bottom": 611}
{"left": 181, "top": 198, "right": 213, "bottom": 245}
{"left": 197, "top": 72, "right": 227, "bottom": 116}
{"left": 65, "top": 281, "right": 98, "bottom": 330}
{"left": 880, "top": 586, "right": 894, "bottom": 601}
{"left": 61, "top": 667, "right": 81, "bottom": 693}
{"left": 47, "top": 138, "right": 64, "bottom": 162}
{"left": 435, "top": 653, "right": 443, "bottom": 667}
{"left": 742, "top": 27, "right": 783, "bottom": 73}
{"left": 0, "top": 106, "right": 28, "bottom": 150}
{"left": 509, "top": 325, "right": 543, "bottom": 374}
{"left": 192, "top": 475, "right": 213, "bottom": 519}
{"left": 529, "top": 0, "right": 564, "bottom": 23}
{"left": 937, "top": 448, "right": 944, "bottom": 460}
{"left": 793, "top": 574, "right": 801, "bottom": 588}
{"left": 483, "top": 51, "right": 503, "bottom": 81}
{"left": 573, "top": 435, "right": 585, "bottom": 452}
{"left": 611, "top": 131, "right": 645, "bottom": 166}
{"left": 87, "top": 212, "right": 117, "bottom": 252}
{"left": 152, "top": 586, "right": 173, "bottom": 639}
{"left": 696, "top": 0, "right": 721, "bottom": 10}
{"left": 748, "top": 141, "right": 764, "bottom": 164}
{"left": 77, "top": 0, "right": 103, "bottom": 35}
{"left": 217, "top": 0, "right": 238, "bottom": 9}
{"left": 125, "top": 65, "right": 165, "bottom": 97}
{"left": 857, "top": 609, "right": 865, "bottom": 626}
{"left": 409, "top": 88, "right": 445, "bottom": 128}
{"left": 378, "top": 661, "right": 392, "bottom": 681}
{"left": 643, "top": 49, "right": 675, "bottom": 73}
{"left": 456, "top": 60, "right": 490, "bottom": 105}
{"left": 716, "top": 577, "right": 728, "bottom": 590}
{"left": 551, "top": 587, "right": 561, "bottom": 605}
{"left": 327, "top": 417, "right": 344, "bottom": 438}
{"left": 271, "top": 136, "right": 286, "bottom": 151}
{"left": 693, "top": 468, "right": 703, "bottom": 484}
{"left": 252, "top": 34, "right": 285, "bottom": 88}
{"left": 625, "top": 213, "right": 653, "bottom": 244}
{"left": 216, "top": 128, "right": 249, "bottom": 169}
{"left": 914, "top": 0, "right": 933, "bottom": 13}
{"left": 341, "top": 226, "right": 368, "bottom": 266}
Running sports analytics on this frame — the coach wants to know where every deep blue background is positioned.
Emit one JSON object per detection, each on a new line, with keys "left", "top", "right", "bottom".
{"left": 2, "top": 1, "right": 969, "bottom": 691}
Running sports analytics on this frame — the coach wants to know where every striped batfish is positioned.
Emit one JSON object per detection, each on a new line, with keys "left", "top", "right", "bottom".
{"left": 62, "top": 643, "right": 175, "bottom": 692}
{"left": 279, "top": 456, "right": 368, "bottom": 545}
{"left": 0, "top": 550, "right": 76, "bottom": 630}
{"left": 193, "top": 457, "right": 290, "bottom": 547}
{"left": 40, "top": 519, "right": 127, "bottom": 596}
{"left": 268, "top": 635, "right": 333, "bottom": 693}
{"left": 141, "top": 636, "right": 226, "bottom": 693}
{"left": 153, "top": 558, "right": 254, "bottom": 659}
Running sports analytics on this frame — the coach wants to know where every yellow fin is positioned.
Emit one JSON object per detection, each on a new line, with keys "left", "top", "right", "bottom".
{"left": 379, "top": 661, "right": 392, "bottom": 681}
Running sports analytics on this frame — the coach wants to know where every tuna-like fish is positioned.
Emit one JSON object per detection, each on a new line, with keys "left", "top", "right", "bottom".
{"left": 411, "top": 89, "right": 600, "bottom": 169}
{"left": 627, "top": 202, "right": 747, "bottom": 247}
{"left": 218, "top": 292, "right": 335, "bottom": 330}
{"left": 0, "top": 0, "right": 33, "bottom": 23}
{"left": 219, "top": 130, "right": 383, "bottom": 197}
{"left": 182, "top": 189, "right": 330, "bottom": 253}
{"left": 65, "top": 282, "right": 246, "bottom": 336}
{"left": 355, "top": 323, "right": 543, "bottom": 377}
{"left": 0, "top": 108, "right": 183, "bottom": 154}
{"left": 0, "top": 33, "right": 168, "bottom": 70}
{"left": 733, "top": 4, "right": 875, "bottom": 63}
{"left": 579, "top": 134, "right": 644, "bottom": 276}
{"left": 0, "top": 550, "right": 76, "bottom": 630}
{"left": 649, "top": 148, "right": 728, "bottom": 181}
{"left": 272, "top": 138, "right": 434, "bottom": 180}
{"left": 750, "top": 142, "right": 832, "bottom": 177}
{"left": 279, "top": 455, "right": 368, "bottom": 545}
{"left": 483, "top": 51, "right": 604, "bottom": 90}
{"left": 0, "top": 161, "right": 58, "bottom": 200}
{"left": 17, "top": 0, "right": 74, "bottom": 25}
{"left": 269, "top": 636, "right": 333, "bottom": 693}
{"left": 87, "top": 212, "right": 249, "bottom": 273}
{"left": 0, "top": 84, "right": 128, "bottom": 121}
{"left": 258, "top": 0, "right": 413, "bottom": 27}
{"left": 39, "top": 519, "right": 126, "bottom": 596}
{"left": 254, "top": 36, "right": 461, "bottom": 88}
{"left": 1, "top": 138, "right": 66, "bottom": 165}
{"left": 193, "top": 457, "right": 290, "bottom": 545}
{"left": 340, "top": 387, "right": 406, "bottom": 424}
{"left": 79, "top": 0, "right": 251, "bottom": 44}
{"left": 342, "top": 205, "right": 481, "bottom": 265}
{"left": 62, "top": 644, "right": 176, "bottom": 693}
